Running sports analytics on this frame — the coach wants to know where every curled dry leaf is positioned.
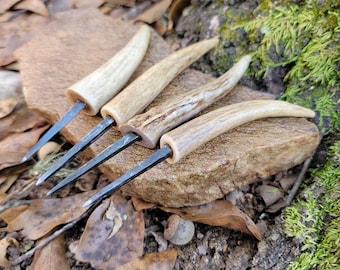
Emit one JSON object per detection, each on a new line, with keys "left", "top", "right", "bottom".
{"left": 6, "top": 191, "right": 96, "bottom": 240}
{"left": 0, "top": 237, "right": 19, "bottom": 268}
{"left": 168, "top": 0, "right": 190, "bottom": 30}
{"left": 14, "top": 0, "right": 49, "bottom": 17}
{"left": 73, "top": 193, "right": 144, "bottom": 269}
{"left": 30, "top": 235, "right": 70, "bottom": 270}
{"left": 117, "top": 248, "right": 178, "bottom": 270}
{"left": 161, "top": 200, "right": 262, "bottom": 240}
{"left": 0, "top": 98, "right": 18, "bottom": 118}
{"left": 0, "top": 0, "right": 21, "bottom": 14}
{"left": 133, "top": 0, "right": 172, "bottom": 24}
{"left": 0, "top": 174, "right": 18, "bottom": 192}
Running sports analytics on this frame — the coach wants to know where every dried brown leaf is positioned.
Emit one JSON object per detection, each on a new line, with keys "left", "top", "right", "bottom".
{"left": 167, "top": 0, "right": 190, "bottom": 30}
{"left": 133, "top": 0, "right": 172, "bottom": 24}
{"left": 73, "top": 0, "right": 107, "bottom": 9}
{"left": 0, "top": 0, "right": 21, "bottom": 14}
{"left": 0, "top": 174, "right": 18, "bottom": 192}
{"left": 0, "top": 70, "right": 22, "bottom": 100}
{"left": 73, "top": 193, "right": 144, "bottom": 269}
{"left": 9, "top": 105, "right": 47, "bottom": 133}
{"left": 0, "top": 98, "right": 18, "bottom": 118}
{"left": 0, "top": 237, "right": 19, "bottom": 268}
{"left": 0, "top": 125, "right": 49, "bottom": 170}
{"left": 0, "top": 204, "right": 28, "bottom": 224}
{"left": 30, "top": 235, "right": 70, "bottom": 270}
{"left": 107, "top": 0, "right": 136, "bottom": 7}
{"left": 0, "top": 13, "right": 49, "bottom": 66}
{"left": 117, "top": 249, "right": 177, "bottom": 270}
{"left": 14, "top": 0, "right": 49, "bottom": 17}
{"left": 0, "top": 190, "right": 7, "bottom": 202}
{"left": 161, "top": 200, "right": 262, "bottom": 240}
{"left": 7, "top": 191, "right": 96, "bottom": 240}
{"left": 131, "top": 196, "right": 156, "bottom": 211}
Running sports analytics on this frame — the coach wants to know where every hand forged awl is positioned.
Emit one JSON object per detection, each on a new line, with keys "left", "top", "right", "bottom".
{"left": 47, "top": 55, "right": 251, "bottom": 194}
{"left": 22, "top": 25, "right": 151, "bottom": 162}
{"left": 83, "top": 100, "right": 316, "bottom": 207}
{"left": 37, "top": 37, "right": 219, "bottom": 185}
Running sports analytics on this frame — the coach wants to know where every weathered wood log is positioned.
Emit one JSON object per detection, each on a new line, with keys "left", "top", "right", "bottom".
{"left": 16, "top": 9, "right": 319, "bottom": 207}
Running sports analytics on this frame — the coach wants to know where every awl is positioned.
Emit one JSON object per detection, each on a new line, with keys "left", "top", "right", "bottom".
{"left": 37, "top": 37, "right": 219, "bottom": 185}
{"left": 22, "top": 25, "right": 152, "bottom": 162}
{"left": 47, "top": 55, "right": 252, "bottom": 194}
{"left": 83, "top": 100, "right": 316, "bottom": 207}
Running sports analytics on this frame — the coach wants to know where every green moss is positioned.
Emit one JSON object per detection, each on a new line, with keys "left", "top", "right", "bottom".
{"left": 218, "top": 0, "right": 340, "bottom": 132}
{"left": 283, "top": 141, "right": 340, "bottom": 269}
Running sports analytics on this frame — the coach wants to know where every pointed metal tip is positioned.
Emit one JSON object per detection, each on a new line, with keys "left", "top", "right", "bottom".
{"left": 36, "top": 177, "right": 46, "bottom": 186}
{"left": 22, "top": 100, "right": 86, "bottom": 162}
{"left": 46, "top": 189, "right": 54, "bottom": 196}
{"left": 21, "top": 155, "right": 29, "bottom": 163}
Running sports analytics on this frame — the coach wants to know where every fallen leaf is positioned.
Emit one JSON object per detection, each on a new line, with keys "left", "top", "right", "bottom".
{"left": 108, "top": 0, "right": 136, "bottom": 7}
{"left": 9, "top": 105, "right": 47, "bottom": 133}
{"left": 73, "top": 193, "right": 144, "bottom": 269}
{"left": 0, "top": 0, "right": 21, "bottom": 14}
{"left": 167, "top": 0, "right": 190, "bottom": 30}
{"left": 117, "top": 249, "right": 177, "bottom": 270}
{"left": 131, "top": 196, "right": 156, "bottom": 211}
{"left": 7, "top": 191, "right": 96, "bottom": 240}
{"left": 0, "top": 13, "right": 49, "bottom": 66}
{"left": 133, "top": 0, "right": 172, "bottom": 24}
{"left": 161, "top": 200, "right": 262, "bottom": 240}
{"left": 0, "top": 70, "right": 22, "bottom": 100}
{"left": 0, "top": 159, "right": 34, "bottom": 177}
{"left": 0, "top": 190, "right": 7, "bottom": 202}
{"left": 14, "top": 0, "right": 49, "bottom": 17}
{"left": 104, "top": 200, "right": 123, "bottom": 239}
{"left": 30, "top": 235, "right": 70, "bottom": 270}
{"left": 0, "top": 204, "right": 28, "bottom": 224}
{"left": 0, "top": 174, "right": 18, "bottom": 192}
{"left": 0, "top": 237, "right": 19, "bottom": 268}
{"left": 0, "top": 125, "right": 49, "bottom": 170}
{"left": 0, "top": 98, "right": 18, "bottom": 118}
{"left": 73, "top": 0, "right": 106, "bottom": 9}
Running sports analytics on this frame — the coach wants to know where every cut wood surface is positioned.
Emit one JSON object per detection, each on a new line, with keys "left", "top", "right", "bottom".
{"left": 16, "top": 9, "right": 320, "bottom": 207}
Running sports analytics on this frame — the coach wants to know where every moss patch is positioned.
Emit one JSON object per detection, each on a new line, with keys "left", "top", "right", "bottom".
{"left": 217, "top": 0, "right": 340, "bottom": 132}
{"left": 283, "top": 141, "right": 340, "bottom": 269}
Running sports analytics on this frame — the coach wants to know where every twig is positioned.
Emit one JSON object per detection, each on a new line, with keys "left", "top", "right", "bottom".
{"left": 0, "top": 179, "right": 36, "bottom": 215}
{"left": 285, "top": 127, "right": 326, "bottom": 206}
{"left": 10, "top": 202, "right": 98, "bottom": 266}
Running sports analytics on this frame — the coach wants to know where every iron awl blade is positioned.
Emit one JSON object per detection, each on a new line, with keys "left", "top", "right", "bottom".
{"left": 84, "top": 100, "right": 316, "bottom": 208}
{"left": 47, "top": 133, "right": 140, "bottom": 195}
{"left": 22, "top": 100, "right": 85, "bottom": 162}
{"left": 47, "top": 55, "right": 251, "bottom": 194}
{"left": 38, "top": 38, "right": 218, "bottom": 185}
{"left": 22, "top": 25, "right": 151, "bottom": 162}
{"left": 36, "top": 116, "right": 115, "bottom": 185}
